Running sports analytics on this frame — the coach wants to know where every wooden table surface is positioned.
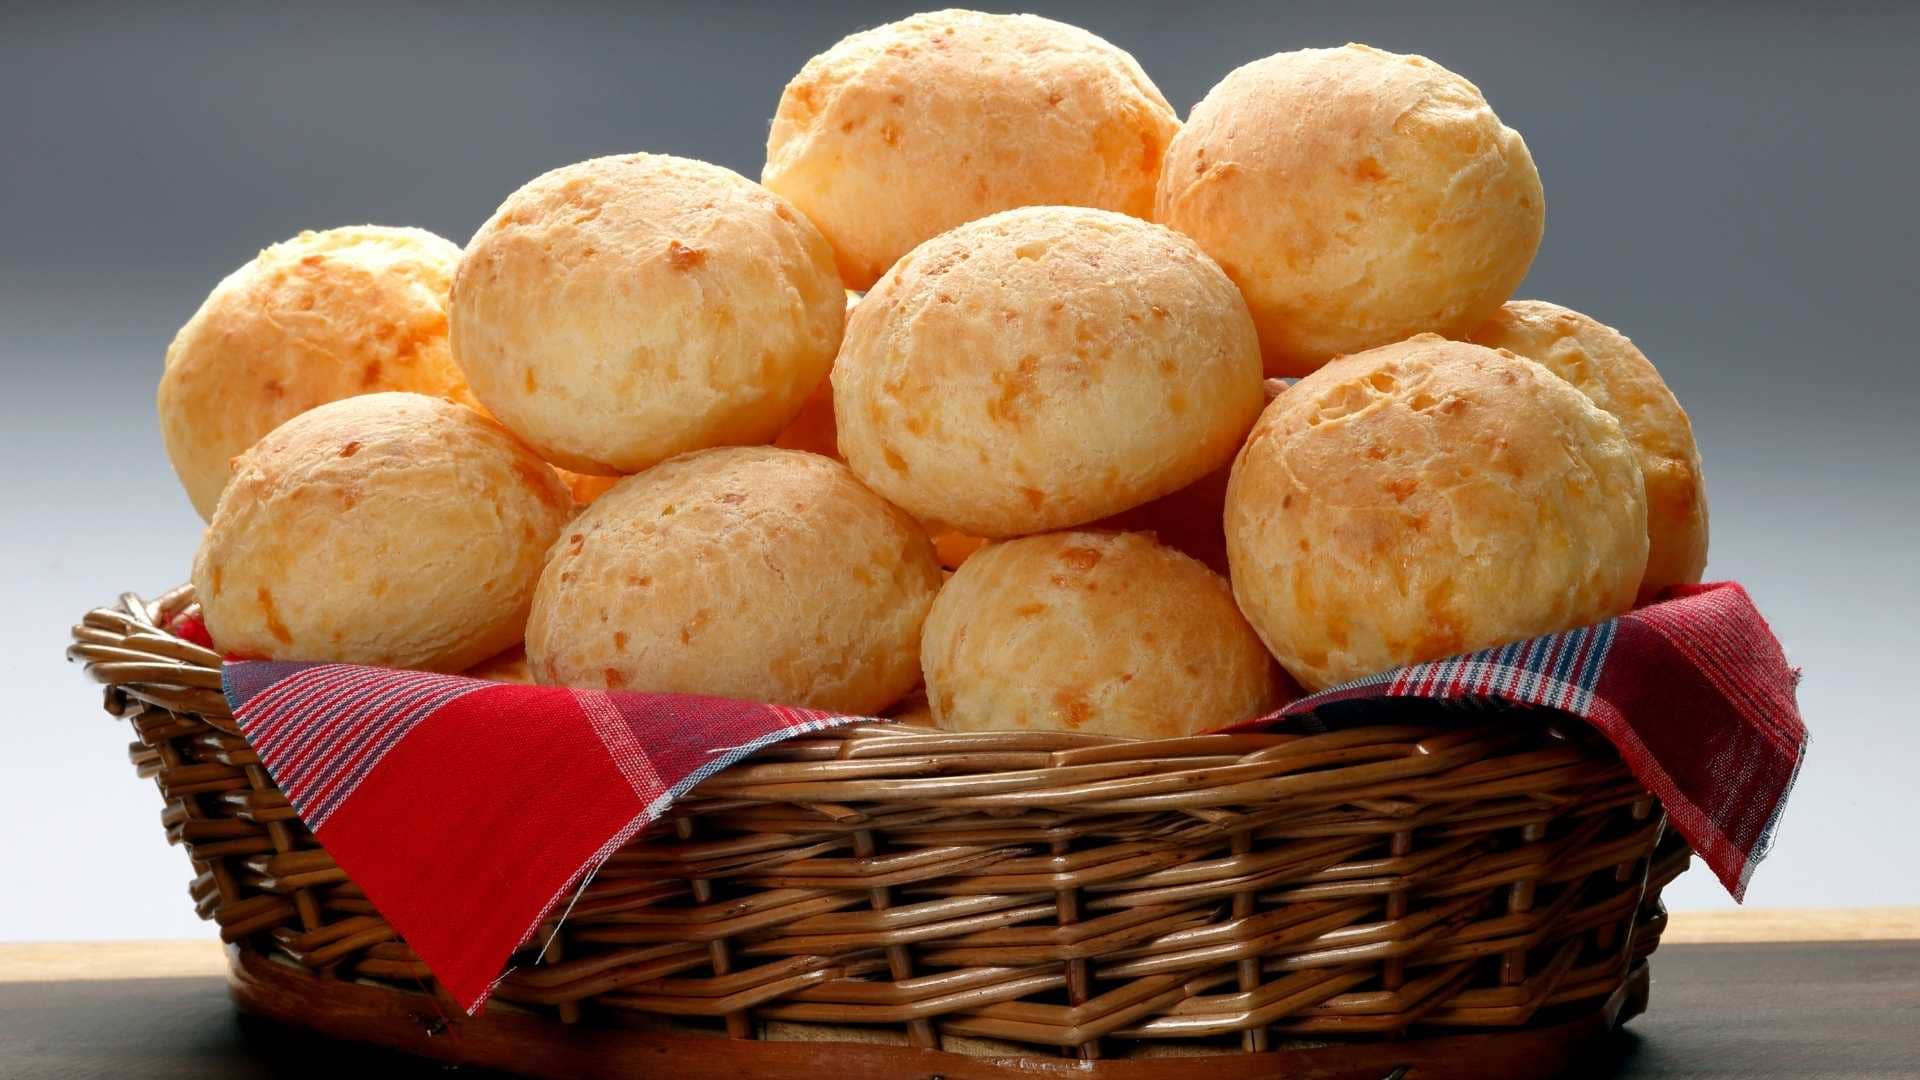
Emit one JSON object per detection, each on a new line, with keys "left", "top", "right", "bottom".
{"left": 3, "top": 910, "right": 1917, "bottom": 1079}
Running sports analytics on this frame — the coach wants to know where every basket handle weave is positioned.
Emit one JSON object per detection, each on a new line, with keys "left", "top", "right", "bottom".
{"left": 69, "top": 588, "right": 235, "bottom": 732}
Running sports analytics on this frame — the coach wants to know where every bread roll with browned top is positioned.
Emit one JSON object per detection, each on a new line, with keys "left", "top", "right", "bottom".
{"left": 451, "top": 154, "right": 845, "bottom": 475}
{"left": 1157, "top": 45, "right": 1544, "bottom": 377}
{"left": 923, "top": 531, "right": 1282, "bottom": 737}
{"left": 158, "top": 226, "right": 474, "bottom": 520}
{"left": 527, "top": 447, "right": 941, "bottom": 714}
{"left": 1469, "top": 300, "right": 1708, "bottom": 598}
{"left": 191, "top": 392, "right": 572, "bottom": 671}
{"left": 835, "top": 206, "right": 1266, "bottom": 538}
{"left": 763, "top": 9, "right": 1179, "bottom": 289}
{"left": 1225, "top": 336, "right": 1647, "bottom": 690}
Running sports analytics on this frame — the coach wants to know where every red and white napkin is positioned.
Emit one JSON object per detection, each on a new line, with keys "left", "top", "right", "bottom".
{"left": 198, "top": 580, "right": 1803, "bottom": 1012}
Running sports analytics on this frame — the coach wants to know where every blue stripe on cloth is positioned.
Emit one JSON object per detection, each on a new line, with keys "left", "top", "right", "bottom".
{"left": 1518, "top": 633, "right": 1551, "bottom": 703}
{"left": 258, "top": 667, "right": 411, "bottom": 763}
{"left": 1550, "top": 625, "right": 1585, "bottom": 698}
{"left": 1502, "top": 636, "right": 1536, "bottom": 701}
{"left": 1568, "top": 621, "right": 1617, "bottom": 713}
{"left": 302, "top": 677, "right": 490, "bottom": 827}
{"left": 1279, "top": 613, "right": 1626, "bottom": 727}
{"left": 221, "top": 660, "right": 321, "bottom": 712}
{"left": 222, "top": 661, "right": 493, "bottom": 828}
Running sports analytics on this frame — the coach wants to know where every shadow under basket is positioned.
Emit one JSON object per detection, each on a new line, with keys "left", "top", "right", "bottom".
{"left": 71, "top": 588, "right": 1692, "bottom": 1080}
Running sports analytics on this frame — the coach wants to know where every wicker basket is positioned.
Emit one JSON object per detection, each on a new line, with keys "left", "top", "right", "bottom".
{"left": 70, "top": 586, "right": 1691, "bottom": 1079}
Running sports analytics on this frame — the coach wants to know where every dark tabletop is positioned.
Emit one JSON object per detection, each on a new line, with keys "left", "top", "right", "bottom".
{"left": 3, "top": 942, "right": 1916, "bottom": 1079}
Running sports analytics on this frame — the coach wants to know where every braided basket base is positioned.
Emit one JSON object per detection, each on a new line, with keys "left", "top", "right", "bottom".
{"left": 229, "top": 942, "right": 1653, "bottom": 1079}
{"left": 72, "top": 588, "right": 1690, "bottom": 1071}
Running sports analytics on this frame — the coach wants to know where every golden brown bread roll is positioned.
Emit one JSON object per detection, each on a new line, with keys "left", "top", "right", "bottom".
{"left": 158, "top": 226, "right": 475, "bottom": 520}
{"left": 451, "top": 154, "right": 845, "bottom": 475}
{"left": 834, "top": 206, "right": 1266, "bottom": 538}
{"left": 923, "top": 531, "right": 1283, "bottom": 737}
{"left": 1157, "top": 44, "right": 1544, "bottom": 377}
{"left": 1225, "top": 335, "right": 1647, "bottom": 690}
{"left": 1468, "top": 300, "right": 1709, "bottom": 599}
{"left": 763, "top": 9, "right": 1179, "bottom": 289}
{"left": 191, "top": 392, "right": 572, "bottom": 671}
{"left": 526, "top": 447, "right": 941, "bottom": 713}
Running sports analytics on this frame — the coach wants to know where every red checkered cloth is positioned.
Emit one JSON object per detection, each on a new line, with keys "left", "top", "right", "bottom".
{"left": 201, "top": 580, "right": 1802, "bottom": 1013}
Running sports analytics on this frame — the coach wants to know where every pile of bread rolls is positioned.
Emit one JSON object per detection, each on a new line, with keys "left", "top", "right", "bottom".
{"left": 162, "top": 10, "right": 1708, "bottom": 739}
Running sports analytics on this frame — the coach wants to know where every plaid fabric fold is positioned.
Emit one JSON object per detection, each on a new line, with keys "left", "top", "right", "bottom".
{"left": 1248, "top": 581, "right": 1805, "bottom": 900}
{"left": 218, "top": 665, "right": 854, "bottom": 1010}
{"left": 214, "top": 580, "right": 1802, "bottom": 1013}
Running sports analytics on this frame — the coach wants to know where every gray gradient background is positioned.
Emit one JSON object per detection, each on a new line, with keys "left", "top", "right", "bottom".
{"left": 4, "top": 2, "right": 1915, "bottom": 940}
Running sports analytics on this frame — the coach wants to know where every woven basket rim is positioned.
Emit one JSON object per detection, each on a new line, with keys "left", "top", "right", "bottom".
{"left": 70, "top": 586, "right": 1640, "bottom": 816}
